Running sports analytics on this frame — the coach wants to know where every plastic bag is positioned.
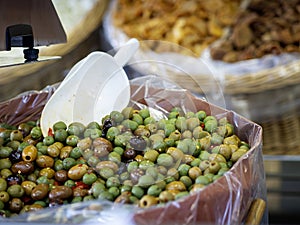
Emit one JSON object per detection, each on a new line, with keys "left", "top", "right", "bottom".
{"left": 0, "top": 75, "right": 267, "bottom": 224}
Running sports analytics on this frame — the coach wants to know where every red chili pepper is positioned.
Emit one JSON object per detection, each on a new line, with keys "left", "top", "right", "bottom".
{"left": 22, "top": 196, "right": 33, "bottom": 204}
{"left": 75, "top": 181, "right": 89, "bottom": 189}
{"left": 48, "top": 128, "right": 54, "bottom": 137}
{"left": 200, "top": 122, "right": 205, "bottom": 129}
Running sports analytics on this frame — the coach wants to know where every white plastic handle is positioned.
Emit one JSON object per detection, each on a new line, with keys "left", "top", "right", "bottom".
{"left": 114, "top": 38, "right": 139, "bottom": 67}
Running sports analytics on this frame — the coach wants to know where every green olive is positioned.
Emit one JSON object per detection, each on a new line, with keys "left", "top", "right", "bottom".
{"left": 82, "top": 172, "right": 98, "bottom": 185}
{"left": 86, "top": 128, "right": 103, "bottom": 139}
{"left": 147, "top": 184, "right": 162, "bottom": 197}
{"left": 87, "top": 121, "right": 101, "bottom": 130}
{"left": 231, "top": 149, "right": 247, "bottom": 162}
{"left": 195, "top": 175, "right": 210, "bottom": 185}
{"left": 10, "top": 130, "right": 23, "bottom": 141}
{"left": 43, "top": 136, "right": 55, "bottom": 146}
{"left": 36, "top": 155, "right": 54, "bottom": 168}
{"left": 165, "top": 181, "right": 186, "bottom": 192}
{"left": 121, "top": 107, "right": 134, "bottom": 119}
{"left": 68, "top": 164, "right": 89, "bottom": 180}
{"left": 53, "top": 121, "right": 67, "bottom": 131}
{"left": 188, "top": 166, "right": 202, "bottom": 180}
{"left": 204, "top": 119, "right": 218, "bottom": 133}
{"left": 139, "top": 195, "right": 158, "bottom": 208}
{"left": 179, "top": 176, "right": 193, "bottom": 189}
{"left": 137, "top": 175, "right": 155, "bottom": 188}
{"left": 91, "top": 182, "right": 106, "bottom": 198}
{"left": 21, "top": 181, "right": 37, "bottom": 195}
{"left": 0, "top": 191, "right": 9, "bottom": 203}
{"left": 159, "top": 190, "right": 174, "bottom": 202}
{"left": 175, "top": 191, "right": 189, "bottom": 200}
{"left": 54, "top": 129, "right": 68, "bottom": 142}
{"left": 47, "top": 142, "right": 63, "bottom": 158}
{"left": 0, "top": 178, "right": 7, "bottom": 191}
{"left": 224, "top": 134, "right": 240, "bottom": 146}
{"left": 69, "top": 147, "right": 82, "bottom": 159}
{"left": 66, "top": 135, "right": 79, "bottom": 147}
{"left": 7, "top": 184, "right": 24, "bottom": 198}
{"left": 0, "top": 146, "right": 13, "bottom": 158}
{"left": 67, "top": 122, "right": 86, "bottom": 137}
{"left": 186, "top": 117, "right": 200, "bottom": 131}
{"left": 121, "top": 119, "right": 139, "bottom": 131}
{"left": 175, "top": 116, "right": 187, "bottom": 132}
{"left": 22, "top": 145, "right": 38, "bottom": 162}
{"left": 30, "top": 127, "right": 42, "bottom": 140}
{"left": 39, "top": 167, "right": 55, "bottom": 179}
{"left": 137, "top": 108, "right": 150, "bottom": 119}
{"left": 132, "top": 113, "right": 144, "bottom": 125}
{"left": 106, "top": 176, "right": 120, "bottom": 188}
{"left": 145, "top": 166, "right": 159, "bottom": 180}
{"left": 156, "top": 153, "right": 174, "bottom": 167}
{"left": 208, "top": 161, "right": 221, "bottom": 174}
{"left": 178, "top": 164, "right": 191, "bottom": 177}
{"left": 110, "top": 111, "right": 124, "bottom": 123}
{"left": 59, "top": 146, "right": 72, "bottom": 159}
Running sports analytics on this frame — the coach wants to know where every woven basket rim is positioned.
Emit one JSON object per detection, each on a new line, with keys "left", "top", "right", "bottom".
{"left": 164, "top": 58, "right": 300, "bottom": 95}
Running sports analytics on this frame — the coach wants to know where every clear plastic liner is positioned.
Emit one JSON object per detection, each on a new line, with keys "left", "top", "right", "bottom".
{"left": 0, "top": 76, "right": 267, "bottom": 224}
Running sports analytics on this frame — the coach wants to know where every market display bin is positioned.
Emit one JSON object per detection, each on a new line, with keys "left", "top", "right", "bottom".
{"left": 0, "top": 76, "right": 267, "bottom": 224}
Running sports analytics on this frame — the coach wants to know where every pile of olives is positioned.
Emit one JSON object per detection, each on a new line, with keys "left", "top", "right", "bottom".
{"left": 0, "top": 106, "right": 250, "bottom": 217}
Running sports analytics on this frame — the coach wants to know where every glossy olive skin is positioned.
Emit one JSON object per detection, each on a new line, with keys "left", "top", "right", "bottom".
{"left": 31, "top": 184, "right": 49, "bottom": 200}
{"left": 49, "top": 186, "right": 73, "bottom": 203}
{"left": 11, "top": 161, "right": 34, "bottom": 174}
{"left": 22, "top": 145, "right": 38, "bottom": 162}
{"left": 0, "top": 106, "right": 249, "bottom": 215}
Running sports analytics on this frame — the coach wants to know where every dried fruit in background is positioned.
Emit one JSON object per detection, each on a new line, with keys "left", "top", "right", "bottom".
{"left": 210, "top": 0, "right": 300, "bottom": 62}
{"left": 112, "top": 0, "right": 242, "bottom": 56}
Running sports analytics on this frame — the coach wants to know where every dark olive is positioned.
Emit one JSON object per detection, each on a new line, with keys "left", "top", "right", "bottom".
{"left": 9, "top": 198, "right": 23, "bottom": 213}
{"left": 11, "top": 161, "right": 34, "bottom": 174}
{"left": 54, "top": 170, "right": 68, "bottom": 183}
{"left": 6, "top": 174, "right": 22, "bottom": 186}
{"left": 49, "top": 186, "right": 73, "bottom": 203}
{"left": 123, "top": 148, "right": 137, "bottom": 160}
{"left": 9, "top": 150, "right": 22, "bottom": 163}
{"left": 31, "top": 184, "right": 49, "bottom": 200}
{"left": 18, "top": 123, "right": 32, "bottom": 137}
{"left": 101, "top": 118, "right": 113, "bottom": 137}
{"left": 129, "top": 136, "right": 147, "bottom": 151}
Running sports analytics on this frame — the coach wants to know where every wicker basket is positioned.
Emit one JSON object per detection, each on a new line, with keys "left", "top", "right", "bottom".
{"left": 0, "top": 0, "right": 109, "bottom": 102}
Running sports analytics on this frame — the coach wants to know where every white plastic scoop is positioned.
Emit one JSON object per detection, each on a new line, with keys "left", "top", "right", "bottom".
{"left": 40, "top": 38, "right": 139, "bottom": 137}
